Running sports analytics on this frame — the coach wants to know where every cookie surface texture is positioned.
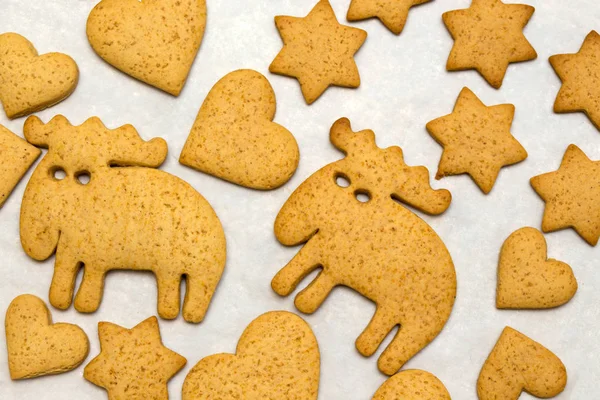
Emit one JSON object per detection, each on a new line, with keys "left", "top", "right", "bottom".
{"left": 347, "top": 0, "right": 431, "bottom": 35}
{"left": 372, "top": 369, "right": 451, "bottom": 400}
{"left": 20, "top": 115, "right": 226, "bottom": 323}
{"left": 530, "top": 144, "right": 600, "bottom": 246}
{"left": 86, "top": 0, "right": 207, "bottom": 96}
{"left": 442, "top": 0, "right": 537, "bottom": 88}
{"left": 272, "top": 117, "right": 456, "bottom": 375}
{"left": 0, "top": 124, "right": 40, "bottom": 208}
{"left": 0, "top": 33, "right": 78, "bottom": 119}
{"left": 182, "top": 311, "right": 320, "bottom": 400}
{"left": 84, "top": 316, "right": 186, "bottom": 400}
{"left": 477, "top": 326, "right": 567, "bottom": 400}
{"left": 5, "top": 294, "right": 89, "bottom": 380}
{"left": 179, "top": 69, "right": 299, "bottom": 189}
{"left": 497, "top": 227, "right": 577, "bottom": 309}
{"left": 550, "top": 31, "right": 600, "bottom": 130}
{"left": 269, "top": 0, "right": 367, "bottom": 104}
{"left": 426, "top": 87, "right": 527, "bottom": 193}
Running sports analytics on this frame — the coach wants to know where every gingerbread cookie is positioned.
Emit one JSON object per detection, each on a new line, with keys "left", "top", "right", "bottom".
{"left": 426, "top": 87, "right": 527, "bottom": 193}
{"left": 0, "top": 124, "right": 40, "bottom": 208}
{"left": 179, "top": 69, "right": 299, "bottom": 189}
{"left": 21, "top": 115, "right": 226, "bottom": 323}
{"left": 272, "top": 117, "right": 456, "bottom": 375}
{"left": 182, "top": 311, "right": 320, "bottom": 399}
{"left": 372, "top": 370, "right": 451, "bottom": 399}
{"left": 0, "top": 33, "right": 78, "bottom": 119}
{"left": 86, "top": 0, "right": 206, "bottom": 96}
{"left": 269, "top": 0, "right": 367, "bottom": 104}
{"left": 442, "top": 0, "right": 537, "bottom": 88}
{"left": 347, "top": 0, "right": 431, "bottom": 35}
{"left": 497, "top": 227, "right": 577, "bottom": 309}
{"left": 477, "top": 327, "right": 567, "bottom": 400}
{"left": 530, "top": 144, "right": 600, "bottom": 246}
{"left": 5, "top": 294, "right": 89, "bottom": 380}
{"left": 550, "top": 31, "right": 600, "bottom": 130}
{"left": 84, "top": 316, "right": 186, "bottom": 399}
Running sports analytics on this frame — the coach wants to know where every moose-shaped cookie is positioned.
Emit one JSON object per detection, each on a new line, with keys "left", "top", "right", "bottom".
{"left": 20, "top": 115, "right": 226, "bottom": 323}
{"left": 272, "top": 118, "right": 456, "bottom": 375}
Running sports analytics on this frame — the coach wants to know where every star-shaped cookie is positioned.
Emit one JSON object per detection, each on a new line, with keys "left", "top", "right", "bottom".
{"left": 426, "top": 87, "right": 527, "bottom": 193}
{"left": 530, "top": 145, "right": 600, "bottom": 246}
{"left": 442, "top": 0, "right": 537, "bottom": 88}
{"left": 550, "top": 31, "right": 600, "bottom": 130}
{"left": 84, "top": 316, "right": 186, "bottom": 400}
{"left": 347, "top": 0, "right": 431, "bottom": 35}
{"left": 269, "top": 0, "right": 367, "bottom": 104}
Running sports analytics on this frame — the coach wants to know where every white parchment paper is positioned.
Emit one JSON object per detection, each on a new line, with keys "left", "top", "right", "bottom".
{"left": 1, "top": 0, "right": 599, "bottom": 398}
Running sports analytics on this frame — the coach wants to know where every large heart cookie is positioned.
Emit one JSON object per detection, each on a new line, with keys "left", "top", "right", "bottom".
{"left": 180, "top": 69, "right": 299, "bottom": 189}
{"left": 372, "top": 370, "right": 451, "bottom": 399}
{"left": 477, "top": 326, "right": 567, "bottom": 400}
{"left": 0, "top": 33, "right": 78, "bottom": 119}
{"left": 5, "top": 294, "right": 89, "bottom": 380}
{"left": 86, "top": 0, "right": 206, "bottom": 96}
{"left": 182, "top": 311, "right": 320, "bottom": 399}
{"left": 497, "top": 227, "right": 577, "bottom": 309}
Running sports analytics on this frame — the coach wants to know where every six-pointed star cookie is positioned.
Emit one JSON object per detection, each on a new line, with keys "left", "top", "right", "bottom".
{"left": 269, "top": 0, "right": 367, "bottom": 104}
{"left": 347, "top": 0, "right": 431, "bottom": 35}
{"left": 531, "top": 145, "right": 600, "bottom": 246}
{"left": 550, "top": 31, "right": 600, "bottom": 130}
{"left": 84, "top": 316, "right": 186, "bottom": 400}
{"left": 442, "top": 0, "right": 537, "bottom": 88}
{"left": 426, "top": 87, "right": 528, "bottom": 193}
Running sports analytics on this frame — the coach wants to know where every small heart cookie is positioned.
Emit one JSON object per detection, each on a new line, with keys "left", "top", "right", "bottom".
{"left": 86, "top": 0, "right": 207, "bottom": 96}
{"left": 497, "top": 227, "right": 577, "bottom": 309}
{"left": 182, "top": 311, "right": 320, "bottom": 399}
{"left": 0, "top": 33, "right": 78, "bottom": 119}
{"left": 180, "top": 69, "right": 299, "bottom": 189}
{"left": 5, "top": 294, "right": 89, "bottom": 380}
{"left": 372, "top": 370, "right": 451, "bottom": 399}
{"left": 477, "top": 326, "right": 567, "bottom": 400}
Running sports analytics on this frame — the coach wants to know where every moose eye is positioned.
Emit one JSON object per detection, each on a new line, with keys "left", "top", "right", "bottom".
{"left": 354, "top": 189, "right": 371, "bottom": 203}
{"left": 50, "top": 167, "right": 66, "bottom": 181}
{"left": 75, "top": 171, "right": 91, "bottom": 185}
{"left": 335, "top": 173, "right": 351, "bottom": 188}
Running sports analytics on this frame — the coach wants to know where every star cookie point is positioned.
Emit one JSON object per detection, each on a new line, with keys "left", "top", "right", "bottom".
{"left": 347, "top": 0, "right": 432, "bottom": 35}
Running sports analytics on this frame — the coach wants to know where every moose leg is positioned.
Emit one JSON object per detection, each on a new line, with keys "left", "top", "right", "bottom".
{"left": 377, "top": 320, "right": 435, "bottom": 376}
{"left": 294, "top": 270, "right": 336, "bottom": 314}
{"left": 182, "top": 274, "right": 216, "bottom": 324}
{"left": 156, "top": 272, "right": 182, "bottom": 320}
{"left": 355, "top": 307, "right": 398, "bottom": 357}
{"left": 74, "top": 267, "right": 105, "bottom": 313}
{"left": 271, "top": 237, "right": 323, "bottom": 296}
{"left": 49, "top": 241, "right": 80, "bottom": 310}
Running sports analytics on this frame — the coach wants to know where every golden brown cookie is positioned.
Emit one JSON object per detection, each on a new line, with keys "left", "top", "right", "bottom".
{"left": 477, "top": 326, "right": 567, "bottom": 400}
{"left": 21, "top": 115, "right": 226, "bottom": 323}
{"left": 550, "top": 31, "right": 600, "bottom": 130}
{"left": 269, "top": 0, "right": 367, "bottom": 104}
{"left": 530, "top": 144, "right": 600, "bottom": 246}
{"left": 5, "top": 294, "right": 89, "bottom": 380}
{"left": 272, "top": 117, "right": 456, "bottom": 375}
{"left": 0, "top": 124, "right": 40, "bottom": 208}
{"left": 84, "top": 316, "right": 186, "bottom": 399}
{"left": 0, "top": 33, "right": 78, "bottom": 119}
{"left": 182, "top": 311, "right": 320, "bottom": 400}
{"left": 372, "top": 369, "right": 451, "bottom": 399}
{"left": 497, "top": 227, "right": 577, "bottom": 309}
{"left": 426, "top": 87, "right": 527, "bottom": 194}
{"left": 179, "top": 69, "right": 299, "bottom": 189}
{"left": 86, "top": 0, "right": 207, "bottom": 96}
{"left": 347, "top": 0, "right": 431, "bottom": 35}
{"left": 442, "top": 0, "right": 537, "bottom": 89}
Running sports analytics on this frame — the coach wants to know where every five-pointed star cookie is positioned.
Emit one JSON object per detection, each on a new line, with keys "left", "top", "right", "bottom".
{"left": 269, "top": 0, "right": 367, "bottom": 104}
{"left": 550, "top": 31, "right": 600, "bottom": 130}
{"left": 84, "top": 316, "right": 186, "bottom": 400}
{"left": 531, "top": 145, "right": 600, "bottom": 246}
{"left": 347, "top": 0, "right": 431, "bottom": 35}
{"left": 442, "top": 0, "right": 537, "bottom": 89}
{"left": 426, "top": 87, "right": 527, "bottom": 193}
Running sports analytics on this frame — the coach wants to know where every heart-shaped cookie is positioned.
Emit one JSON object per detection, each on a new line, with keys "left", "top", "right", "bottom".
{"left": 179, "top": 69, "right": 299, "bottom": 189}
{"left": 497, "top": 227, "right": 577, "bottom": 309}
{"left": 5, "top": 294, "right": 89, "bottom": 380}
{"left": 477, "top": 326, "right": 567, "bottom": 400}
{"left": 372, "top": 370, "right": 451, "bottom": 399}
{"left": 86, "top": 0, "right": 206, "bottom": 96}
{"left": 0, "top": 33, "right": 78, "bottom": 119}
{"left": 182, "top": 311, "right": 320, "bottom": 399}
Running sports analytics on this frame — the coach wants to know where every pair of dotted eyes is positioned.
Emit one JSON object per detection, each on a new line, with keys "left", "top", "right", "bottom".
{"left": 335, "top": 174, "right": 371, "bottom": 203}
{"left": 51, "top": 167, "right": 91, "bottom": 185}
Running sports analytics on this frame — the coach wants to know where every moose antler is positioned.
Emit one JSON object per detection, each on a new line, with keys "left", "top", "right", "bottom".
{"left": 330, "top": 117, "right": 378, "bottom": 156}
{"left": 24, "top": 115, "right": 71, "bottom": 147}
